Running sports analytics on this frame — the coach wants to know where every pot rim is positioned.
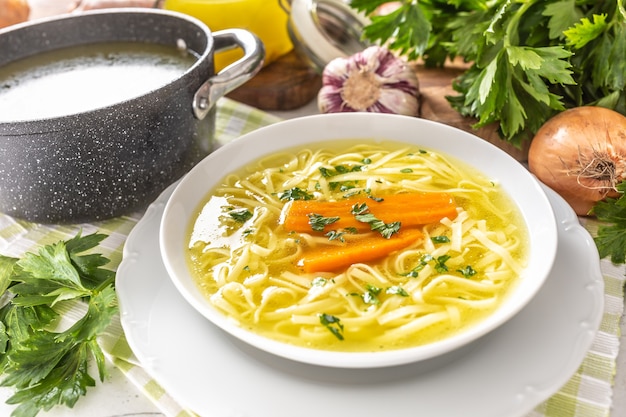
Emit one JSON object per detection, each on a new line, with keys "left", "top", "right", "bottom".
{"left": 0, "top": 8, "right": 214, "bottom": 129}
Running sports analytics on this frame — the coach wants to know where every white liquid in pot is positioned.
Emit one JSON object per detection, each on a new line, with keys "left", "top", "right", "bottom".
{"left": 0, "top": 42, "right": 198, "bottom": 122}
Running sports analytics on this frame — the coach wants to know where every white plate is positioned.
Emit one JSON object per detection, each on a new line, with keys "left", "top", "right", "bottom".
{"left": 117, "top": 182, "right": 604, "bottom": 417}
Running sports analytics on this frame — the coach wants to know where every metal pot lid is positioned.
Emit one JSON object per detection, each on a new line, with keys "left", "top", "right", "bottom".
{"left": 284, "top": 0, "right": 371, "bottom": 72}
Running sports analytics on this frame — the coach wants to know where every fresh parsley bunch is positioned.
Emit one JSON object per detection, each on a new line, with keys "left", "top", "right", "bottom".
{"left": 350, "top": 0, "right": 626, "bottom": 147}
{"left": 593, "top": 181, "right": 626, "bottom": 264}
{"left": 0, "top": 232, "right": 117, "bottom": 417}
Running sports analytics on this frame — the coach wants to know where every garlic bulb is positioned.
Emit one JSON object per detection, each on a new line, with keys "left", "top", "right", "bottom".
{"left": 317, "top": 46, "right": 420, "bottom": 116}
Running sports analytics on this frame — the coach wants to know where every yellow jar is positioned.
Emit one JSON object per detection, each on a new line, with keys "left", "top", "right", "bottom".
{"left": 163, "top": 0, "right": 293, "bottom": 70}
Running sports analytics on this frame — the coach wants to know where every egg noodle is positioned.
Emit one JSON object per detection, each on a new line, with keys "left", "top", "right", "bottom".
{"left": 187, "top": 141, "right": 528, "bottom": 352}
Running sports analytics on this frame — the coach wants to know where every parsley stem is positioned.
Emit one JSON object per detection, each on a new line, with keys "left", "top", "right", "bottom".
{"left": 504, "top": 0, "right": 535, "bottom": 46}
{"left": 94, "top": 274, "right": 116, "bottom": 293}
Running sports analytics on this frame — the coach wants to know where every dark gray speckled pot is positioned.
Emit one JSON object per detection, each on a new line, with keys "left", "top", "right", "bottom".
{"left": 0, "top": 8, "right": 264, "bottom": 223}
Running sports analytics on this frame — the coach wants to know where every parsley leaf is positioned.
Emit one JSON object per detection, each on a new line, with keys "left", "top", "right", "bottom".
{"left": 307, "top": 213, "right": 340, "bottom": 232}
{"left": 402, "top": 253, "right": 433, "bottom": 277}
{"left": 350, "top": 203, "right": 401, "bottom": 238}
{"left": 319, "top": 313, "right": 344, "bottom": 340}
{"left": 325, "top": 227, "right": 357, "bottom": 242}
{"left": 431, "top": 235, "right": 451, "bottom": 244}
{"left": 564, "top": 14, "right": 608, "bottom": 48}
{"left": 386, "top": 285, "right": 409, "bottom": 297}
{"left": 542, "top": 0, "right": 584, "bottom": 40}
{"left": 279, "top": 187, "right": 314, "bottom": 201}
{"left": 324, "top": 230, "right": 344, "bottom": 242}
{"left": 350, "top": 203, "right": 368, "bottom": 216}
{"left": 351, "top": 0, "right": 432, "bottom": 60}
{"left": 228, "top": 208, "right": 253, "bottom": 223}
{"left": 434, "top": 255, "right": 452, "bottom": 273}
{"left": 319, "top": 164, "right": 363, "bottom": 178}
{"left": 362, "top": 284, "right": 382, "bottom": 305}
{"left": 403, "top": 253, "right": 457, "bottom": 276}
{"left": 457, "top": 265, "right": 477, "bottom": 278}
{"left": 592, "top": 181, "right": 626, "bottom": 263}
{"left": 0, "top": 232, "right": 117, "bottom": 417}
{"left": 371, "top": 219, "right": 401, "bottom": 239}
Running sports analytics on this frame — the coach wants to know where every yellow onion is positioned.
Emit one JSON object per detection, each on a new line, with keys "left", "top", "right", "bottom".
{"left": 317, "top": 45, "right": 420, "bottom": 116}
{"left": 528, "top": 106, "right": 626, "bottom": 216}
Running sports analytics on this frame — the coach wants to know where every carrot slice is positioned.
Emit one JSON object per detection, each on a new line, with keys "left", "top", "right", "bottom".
{"left": 297, "top": 228, "right": 424, "bottom": 273}
{"left": 282, "top": 192, "right": 457, "bottom": 233}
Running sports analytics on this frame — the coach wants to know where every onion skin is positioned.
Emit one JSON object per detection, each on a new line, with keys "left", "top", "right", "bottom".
{"left": 528, "top": 106, "right": 626, "bottom": 216}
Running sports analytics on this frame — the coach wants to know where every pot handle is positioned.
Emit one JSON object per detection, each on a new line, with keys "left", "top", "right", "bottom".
{"left": 193, "top": 29, "right": 265, "bottom": 120}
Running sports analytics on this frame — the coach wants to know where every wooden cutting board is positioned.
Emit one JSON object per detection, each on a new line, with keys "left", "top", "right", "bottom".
{"left": 227, "top": 50, "right": 323, "bottom": 111}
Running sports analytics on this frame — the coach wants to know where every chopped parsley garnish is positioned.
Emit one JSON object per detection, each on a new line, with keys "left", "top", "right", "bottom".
{"left": 403, "top": 268, "right": 421, "bottom": 278}
{"left": 342, "top": 189, "right": 362, "bottom": 198}
{"left": 329, "top": 180, "right": 362, "bottom": 193}
{"left": 318, "top": 167, "right": 334, "bottom": 178}
{"left": 386, "top": 285, "right": 409, "bottom": 297}
{"left": 325, "top": 227, "right": 357, "bottom": 242}
{"left": 403, "top": 253, "right": 458, "bottom": 277}
{"left": 279, "top": 187, "right": 314, "bottom": 201}
{"left": 319, "top": 164, "right": 363, "bottom": 178}
{"left": 228, "top": 208, "right": 253, "bottom": 223}
{"left": 325, "top": 230, "right": 346, "bottom": 242}
{"left": 431, "top": 235, "right": 451, "bottom": 244}
{"left": 362, "top": 284, "right": 382, "bottom": 305}
{"left": 368, "top": 218, "right": 401, "bottom": 239}
{"left": 351, "top": 203, "right": 368, "bottom": 215}
{"left": 434, "top": 254, "right": 451, "bottom": 273}
{"left": 457, "top": 265, "right": 477, "bottom": 278}
{"left": 319, "top": 313, "right": 344, "bottom": 340}
{"left": 400, "top": 168, "right": 413, "bottom": 173}
{"left": 403, "top": 254, "right": 431, "bottom": 277}
{"left": 311, "top": 277, "right": 328, "bottom": 287}
{"left": 307, "top": 213, "right": 340, "bottom": 232}
{"left": 350, "top": 203, "right": 401, "bottom": 238}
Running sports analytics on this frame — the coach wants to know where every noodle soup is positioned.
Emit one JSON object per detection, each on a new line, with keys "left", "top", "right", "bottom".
{"left": 185, "top": 140, "right": 529, "bottom": 352}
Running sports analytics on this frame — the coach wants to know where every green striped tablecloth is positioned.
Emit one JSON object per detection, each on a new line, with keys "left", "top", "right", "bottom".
{"left": 0, "top": 98, "right": 623, "bottom": 417}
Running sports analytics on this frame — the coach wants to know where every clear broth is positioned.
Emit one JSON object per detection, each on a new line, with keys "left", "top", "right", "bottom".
{"left": 186, "top": 140, "right": 529, "bottom": 352}
{"left": 0, "top": 42, "right": 197, "bottom": 122}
